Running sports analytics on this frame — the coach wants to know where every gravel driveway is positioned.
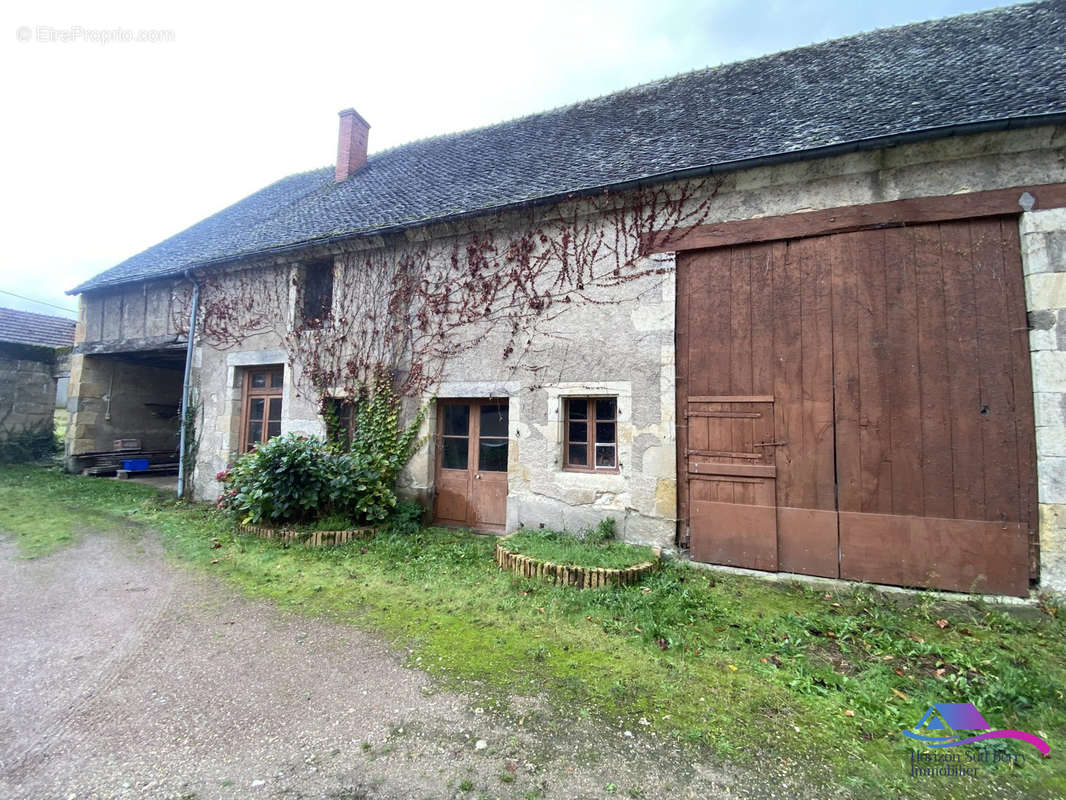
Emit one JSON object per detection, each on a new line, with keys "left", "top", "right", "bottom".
{"left": 0, "top": 526, "right": 751, "bottom": 799}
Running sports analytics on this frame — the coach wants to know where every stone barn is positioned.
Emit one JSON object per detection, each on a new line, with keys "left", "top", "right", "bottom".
{"left": 0, "top": 308, "right": 75, "bottom": 455}
{"left": 67, "top": 3, "right": 1066, "bottom": 595}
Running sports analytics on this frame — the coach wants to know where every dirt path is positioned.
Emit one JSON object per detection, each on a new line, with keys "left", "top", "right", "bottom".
{"left": 0, "top": 527, "right": 753, "bottom": 800}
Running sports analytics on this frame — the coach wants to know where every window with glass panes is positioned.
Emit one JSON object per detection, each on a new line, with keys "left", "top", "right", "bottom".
{"left": 240, "top": 367, "right": 283, "bottom": 452}
{"left": 563, "top": 397, "right": 617, "bottom": 471}
{"left": 439, "top": 401, "right": 509, "bottom": 473}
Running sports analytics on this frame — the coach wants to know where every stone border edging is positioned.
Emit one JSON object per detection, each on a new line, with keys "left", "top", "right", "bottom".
{"left": 494, "top": 535, "right": 660, "bottom": 589}
{"left": 238, "top": 524, "right": 374, "bottom": 548}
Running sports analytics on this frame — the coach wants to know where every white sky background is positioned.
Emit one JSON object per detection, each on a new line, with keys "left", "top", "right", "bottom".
{"left": 0, "top": 0, "right": 1019, "bottom": 319}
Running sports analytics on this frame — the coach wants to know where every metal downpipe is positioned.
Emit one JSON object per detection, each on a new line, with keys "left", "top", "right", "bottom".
{"left": 176, "top": 273, "right": 200, "bottom": 499}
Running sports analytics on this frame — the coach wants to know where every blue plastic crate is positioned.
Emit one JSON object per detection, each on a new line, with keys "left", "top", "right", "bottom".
{"left": 122, "top": 458, "right": 149, "bottom": 471}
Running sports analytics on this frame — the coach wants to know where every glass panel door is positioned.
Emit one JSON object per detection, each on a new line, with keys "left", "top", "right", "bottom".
{"left": 478, "top": 403, "right": 509, "bottom": 471}
{"left": 440, "top": 403, "right": 470, "bottom": 470}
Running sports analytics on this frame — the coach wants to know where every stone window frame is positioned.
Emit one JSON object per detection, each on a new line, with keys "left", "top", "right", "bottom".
{"left": 238, "top": 365, "right": 284, "bottom": 452}
{"left": 545, "top": 382, "right": 632, "bottom": 483}
{"left": 562, "top": 396, "right": 619, "bottom": 473}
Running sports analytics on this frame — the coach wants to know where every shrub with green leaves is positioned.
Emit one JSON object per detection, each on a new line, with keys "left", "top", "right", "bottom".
{"left": 0, "top": 422, "right": 60, "bottom": 464}
{"left": 216, "top": 433, "right": 398, "bottom": 526}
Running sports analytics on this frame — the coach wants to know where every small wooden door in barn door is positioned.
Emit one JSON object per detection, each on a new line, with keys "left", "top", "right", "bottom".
{"left": 686, "top": 397, "right": 778, "bottom": 571}
{"left": 433, "top": 399, "right": 509, "bottom": 531}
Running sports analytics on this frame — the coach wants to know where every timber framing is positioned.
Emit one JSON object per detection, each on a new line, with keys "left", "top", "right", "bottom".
{"left": 649, "top": 182, "right": 1066, "bottom": 253}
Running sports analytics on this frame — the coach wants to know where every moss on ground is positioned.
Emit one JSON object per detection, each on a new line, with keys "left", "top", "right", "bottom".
{"left": 0, "top": 465, "right": 1063, "bottom": 799}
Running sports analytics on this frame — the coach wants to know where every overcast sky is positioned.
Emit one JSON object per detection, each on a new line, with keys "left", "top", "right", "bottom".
{"left": 0, "top": 0, "right": 1021, "bottom": 318}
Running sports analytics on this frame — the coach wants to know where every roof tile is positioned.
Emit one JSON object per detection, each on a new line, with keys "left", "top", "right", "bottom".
{"left": 0, "top": 308, "right": 76, "bottom": 348}
{"left": 72, "top": 2, "right": 1066, "bottom": 294}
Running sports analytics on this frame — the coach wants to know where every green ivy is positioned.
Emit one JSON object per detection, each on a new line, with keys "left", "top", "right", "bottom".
{"left": 347, "top": 372, "right": 427, "bottom": 489}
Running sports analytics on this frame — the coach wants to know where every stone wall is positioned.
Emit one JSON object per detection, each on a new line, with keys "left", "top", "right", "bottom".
{"left": 0, "top": 343, "right": 56, "bottom": 439}
{"left": 393, "top": 252, "right": 679, "bottom": 549}
{"left": 189, "top": 341, "right": 318, "bottom": 495}
{"left": 77, "top": 280, "right": 188, "bottom": 347}
{"left": 72, "top": 125, "right": 1066, "bottom": 583}
{"left": 1021, "top": 207, "right": 1066, "bottom": 593}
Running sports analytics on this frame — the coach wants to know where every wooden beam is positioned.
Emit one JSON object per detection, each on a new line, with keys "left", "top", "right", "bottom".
{"left": 688, "top": 395, "right": 774, "bottom": 403}
{"left": 688, "top": 462, "right": 776, "bottom": 478}
{"left": 649, "top": 182, "right": 1066, "bottom": 253}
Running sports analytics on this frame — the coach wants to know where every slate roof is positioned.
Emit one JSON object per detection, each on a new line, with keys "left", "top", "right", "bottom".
{"left": 0, "top": 308, "right": 76, "bottom": 348}
{"left": 72, "top": 1, "right": 1066, "bottom": 294}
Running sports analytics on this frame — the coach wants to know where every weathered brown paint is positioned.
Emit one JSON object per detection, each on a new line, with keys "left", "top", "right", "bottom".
{"left": 676, "top": 215, "right": 1037, "bottom": 596}
{"left": 838, "top": 512, "right": 1029, "bottom": 595}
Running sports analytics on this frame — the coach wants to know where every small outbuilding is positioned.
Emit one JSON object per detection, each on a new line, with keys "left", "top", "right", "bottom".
{"left": 0, "top": 307, "right": 76, "bottom": 457}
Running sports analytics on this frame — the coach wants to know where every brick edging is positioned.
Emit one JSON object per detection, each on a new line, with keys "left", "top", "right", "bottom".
{"left": 237, "top": 524, "right": 374, "bottom": 548}
{"left": 494, "top": 535, "right": 660, "bottom": 589}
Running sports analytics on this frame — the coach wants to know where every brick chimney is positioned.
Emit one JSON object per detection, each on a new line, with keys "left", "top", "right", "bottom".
{"left": 335, "top": 108, "right": 370, "bottom": 182}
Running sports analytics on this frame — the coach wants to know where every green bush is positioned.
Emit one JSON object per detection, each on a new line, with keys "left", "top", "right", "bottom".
{"left": 381, "top": 499, "right": 426, "bottom": 535}
{"left": 216, "top": 433, "right": 397, "bottom": 526}
{"left": 0, "top": 422, "right": 60, "bottom": 464}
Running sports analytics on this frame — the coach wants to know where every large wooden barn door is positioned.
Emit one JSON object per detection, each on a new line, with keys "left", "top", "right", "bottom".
{"left": 676, "top": 216, "right": 1036, "bottom": 595}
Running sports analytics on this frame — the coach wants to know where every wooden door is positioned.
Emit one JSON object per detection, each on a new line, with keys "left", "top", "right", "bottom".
{"left": 686, "top": 397, "right": 778, "bottom": 570}
{"left": 677, "top": 216, "right": 1036, "bottom": 595}
{"left": 433, "top": 399, "right": 509, "bottom": 530}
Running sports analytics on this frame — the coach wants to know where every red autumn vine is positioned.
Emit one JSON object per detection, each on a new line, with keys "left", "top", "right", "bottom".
{"left": 173, "top": 179, "right": 718, "bottom": 415}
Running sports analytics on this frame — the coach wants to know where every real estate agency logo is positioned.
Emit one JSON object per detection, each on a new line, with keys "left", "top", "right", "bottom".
{"left": 903, "top": 702, "right": 1050, "bottom": 778}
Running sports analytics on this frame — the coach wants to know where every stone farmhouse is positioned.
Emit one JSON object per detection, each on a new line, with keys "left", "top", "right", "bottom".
{"left": 68, "top": 3, "right": 1066, "bottom": 596}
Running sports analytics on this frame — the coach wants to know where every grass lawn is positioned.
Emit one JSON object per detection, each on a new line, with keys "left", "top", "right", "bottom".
{"left": 501, "top": 528, "right": 656, "bottom": 569}
{"left": 0, "top": 464, "right": 1063, "bottom": 799}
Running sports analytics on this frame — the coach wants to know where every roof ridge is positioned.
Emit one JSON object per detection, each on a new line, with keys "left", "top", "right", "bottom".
{"left": 363, "top": 1, "right": 1042, "bottom": 163}
{"left": 71, "top": 0, "right": 1065, "bottom": 294}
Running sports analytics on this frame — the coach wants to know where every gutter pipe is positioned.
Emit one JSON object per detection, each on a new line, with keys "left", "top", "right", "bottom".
{"left": 176, "top": 270, "right": 200, "bottom": 499}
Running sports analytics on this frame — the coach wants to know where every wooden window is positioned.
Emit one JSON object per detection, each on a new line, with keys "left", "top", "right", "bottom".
{"left": 563, "top": 397, "right": 617, "bottom": 471}
{"left": 301, "top": 261, "right": 334, "bottom": 324}
{"left": 240, "top": 367, "right": 284, "bottom": 452}
{"left": 440, "top": 403, "right": 470, "bottom": 470}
